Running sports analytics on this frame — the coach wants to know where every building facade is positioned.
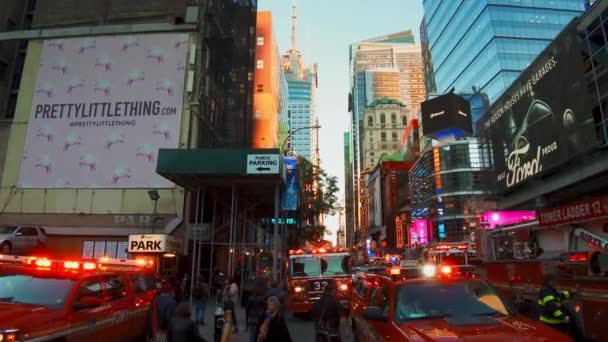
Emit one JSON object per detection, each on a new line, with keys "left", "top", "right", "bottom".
{"left": 343, "top": 131, "right": 354, "bottom": 248}
{"left": 0, "top": 0, "right": 257, "bottom": 269}
{"left": 252, "top": 11, "right": 288, "bottom": 149}
{"left": 422, "top": 0, "right": 587, "bottom": 103}
{"left": 282, "top": 3, "right": 319, "bottom": 164}
{"left": 362, "top": 98, "right": 409, "bottom": 170}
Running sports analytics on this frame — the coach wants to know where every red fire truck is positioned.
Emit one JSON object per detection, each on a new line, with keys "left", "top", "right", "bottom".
{"left": 286, "top": 243, "right": 353, "bottom": 313}
{"left": 476, "top": 198, "right": 608, "bottom": 341}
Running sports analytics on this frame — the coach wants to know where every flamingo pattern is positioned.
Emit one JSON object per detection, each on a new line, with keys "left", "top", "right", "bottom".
{"left": 95, "top": 54, "right": 113, "bottom": 71}
{"left": 146, "top": 47, "right": 165, "bottom": 63}
{"left": 51, "top": 56, "right": 71, "bottom": 75}
{"left": 94, "top": 80, "right": 111, "bottom": 96}
{"left": 36, "top": 125, "right": 54, "bottom": 143}
{"left": 48, "top": 40, "right": 64, "bottom": 51}
{"left": 121, "top": 36, "right": 140, "bottom": 52}
{"left": 63, "top": 133, "right": 82, "bottom": 151}
{"left": 112, "top": 167, "right": 132, "bottom": 184}
{"left": 153, "top": 121, "right": 171, "bottom": 140}
{"left": 136, "top": 144, "right": 155, "bottom": 162}
{"left": 79, "top": 153, "right": 97, "bottom": 172}
{"left": 174, "top": 34, "right": 188, "bottom": 49}
{"left": 78, "top": 38, "right": 96, "bottom": 54}
{"left": 127, "top": 69, "right": 145, "bottom": 87}
{"left": 155, "top": 79, "right": 174, "bottom": 96}
{"left": 36, "top": 81, "right": 54, "bottom": 98}
{"left": 105, "top": 131, "right": 125, "bottom": 149}
{"left": 34, "top": 155, "right": 54, "bottom": 174}
{"left": 66, "top": 76, "right": 85, "bottom": 95}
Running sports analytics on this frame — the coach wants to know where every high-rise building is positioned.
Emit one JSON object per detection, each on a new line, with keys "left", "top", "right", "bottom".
{"left": 252, "top": 11, "right": 289, "bottom": 149}
{"left": 283, "top": 2, "right": 319, "bottom": 164}
{"left": 337, "top": 199, "right": 346, "bottom": 248}
{"left": 362, "top": 98, "right": 410, "bottom": 170}
{"left": 422, "top": 0, "right": 587, "bottom": 103}
{"left": 343, "top": 131, "right": 354, "bottom": 248}
{"left": 348, "top": 30, "right": 425, "bottom": 242}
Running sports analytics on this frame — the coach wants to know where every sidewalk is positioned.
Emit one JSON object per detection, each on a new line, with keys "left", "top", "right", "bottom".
{"left": 196, "top": 296, "right": 250, "bottom": 342}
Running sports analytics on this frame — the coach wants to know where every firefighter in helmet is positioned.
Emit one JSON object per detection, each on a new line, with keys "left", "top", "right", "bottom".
{"left": 537, "top": 273, "right": 572, "bottom": 333}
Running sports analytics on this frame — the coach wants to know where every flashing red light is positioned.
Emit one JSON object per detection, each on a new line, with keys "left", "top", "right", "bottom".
{"left": 440, "top": 265, "right": 452, "bottom": 275}
{"left": 83, "top": 262, "right": 97, "bottom": 270}
{"left": 569, "top": 252, "right": 588, "bottom": 262}
{"left": 339, "top": 284, "right": 349, "bottom": 291}
{"left": 457, "top": 245, "right": 468, "bottom": 250}
{"left": 289, "top": 250, "right": 294, "bottom": 255}
{"left": 318, "top": 248, "right": 327, "bottom": 253}
{"left": 64, "top": 261, "right": 80, "bottom": 269}
{"left": 35, "top": 259, "right": 52, "bottom": 268}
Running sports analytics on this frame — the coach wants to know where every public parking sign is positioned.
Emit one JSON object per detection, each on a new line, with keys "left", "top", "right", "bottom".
{"left": 247, "top": 154, "right": 279, "bottom": 174}
{"left": 128, "top": 234, "right": 182, "bottom": 253}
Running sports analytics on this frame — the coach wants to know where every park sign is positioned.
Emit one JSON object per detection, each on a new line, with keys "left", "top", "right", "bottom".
{"left": 128, "top": 234, "right": 182, "bottom": 253}
{"left": 246, "top": 153, "right": 280, "bottom": 174}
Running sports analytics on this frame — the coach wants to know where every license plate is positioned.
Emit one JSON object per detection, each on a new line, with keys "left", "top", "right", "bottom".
{"left": 310, "top": 280, "right": 330, "bottom": 291}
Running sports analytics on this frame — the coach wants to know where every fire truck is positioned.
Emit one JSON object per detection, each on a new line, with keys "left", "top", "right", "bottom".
{"left": 476, "top": 200, "right": 608, "bottom": 341}
{"left": 286, "top": 241, "right": 353, "bottom": 313}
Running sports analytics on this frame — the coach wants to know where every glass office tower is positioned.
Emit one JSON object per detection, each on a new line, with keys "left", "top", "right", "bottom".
{"left": 422, "top": 0, "right": 587, "bottom": 103}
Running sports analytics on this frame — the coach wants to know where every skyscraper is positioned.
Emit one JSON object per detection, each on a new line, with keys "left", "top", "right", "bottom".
{"left": 348, "top": 30, "right": 425, "bottom": 239}
{"left": 252, "top": 11, "right": 289, "bottom": 149}
{"left": 283, "top": 2, "right": 319, "bottom": 164}
{"left": 343, "top": 131, "right": 353, "bottom": 248}
{"left": 422, "top": 0, "right": 587, "bottom": 103}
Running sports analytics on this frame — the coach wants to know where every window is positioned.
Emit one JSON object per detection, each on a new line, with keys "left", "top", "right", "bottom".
{"left": 129, "top": 274, "right": 160, "bottom": 294}
{"left": 367, "top": 116, "right": 373, "bottom": 126}
{"left": 74, "top": 277, "right": 103, "bottom": 303}
{"left": 402, "top": 116, "right": 407, "bottom": 126}
{"left": 356, "top": 280, "right": 369, "bottom": 298}
{"left": 376, "top": 285, "right": 390, "bottom": 318}
{"left": 370, "top": 158, "right": 374, "bottom": 164}
{"left": 103, "top": 275, "right": 127, "bottom": 301}
{"left": 256, "top": 59, "right": 264, "bottom": 69}
{"left": 380, "top": 113, "right": 386, "bottom": 124}
{"left": 391, "top": 113, "right": 397, "bottom": 124}
{"left": 16, "top": 227, "right": 38, "bottom": 236}
{"left": 0, "top": 274, "right": 75, "bottom": 309}
{"left": 0, "top": 60, "right": 7, "bottom": 81}
{"left": 256, "top": 37, "right": 265, "bottom": 46}
{"left": 392, "top": 132, "right": 398, "bottom": 141}
{"left": 381, "top": 132, "right": 387, "bottom": 142}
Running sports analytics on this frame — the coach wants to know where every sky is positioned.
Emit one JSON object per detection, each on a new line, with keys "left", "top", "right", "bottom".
{"left": 258, "top": 0, "right": 424, "bottom": 244}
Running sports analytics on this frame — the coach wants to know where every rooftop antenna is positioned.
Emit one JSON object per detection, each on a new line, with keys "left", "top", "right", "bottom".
{"left": 291, "top": 0, "right": 297, "bottom": 52}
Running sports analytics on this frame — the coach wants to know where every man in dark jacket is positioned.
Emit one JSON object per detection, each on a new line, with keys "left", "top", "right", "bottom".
{"left": 537, "top": 274, "right": 572, "bottom": 334}
{"left": 169, "top": 302, "right": 206, "bottom": 342}
{"left": 312, "top": 283, "right": 344, "bottom": 342}
{"left": 255, "top": 296, "right": 292, "bottom": 342}
{"left": 148, "top": 283, "right": 177, "bottom": 340}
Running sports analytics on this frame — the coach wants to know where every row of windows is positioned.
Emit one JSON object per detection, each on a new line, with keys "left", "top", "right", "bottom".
{"left": 366, "top": 114, "right": 407, "bottom": 126}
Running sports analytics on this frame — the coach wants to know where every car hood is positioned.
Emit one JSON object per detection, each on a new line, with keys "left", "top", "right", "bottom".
{"left": 398, "top": 315, "right": 572, "bottom": 341}
{"left": 0, "top": 303, "right": 62, "bottom": 330}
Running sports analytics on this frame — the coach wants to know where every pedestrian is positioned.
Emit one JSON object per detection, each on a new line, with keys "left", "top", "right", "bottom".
{"left": 148, "top": 282, "right": 177, "bottom": 342}
{"left": 264, "top": 282, "right": 285, "bottom": 312}
{"left": 537, "top": 273, "right": 574, "bottom": 335}
{"left": 169, "top": 302, "right": 206, "bottom": 342}
{"left": 192, "top": 281, "right": 209, "bottom": 326}
{"left": 246, "top": 284, "right": 267, "bottom": 342}
{"left": 255, "top": 296, "right": 292, "bottom": 342}
{"left": 223, "top": 277, "right": 239, "bottom": 333}
{"left": 312, "top": 283, "right": 344, "bottom": 342}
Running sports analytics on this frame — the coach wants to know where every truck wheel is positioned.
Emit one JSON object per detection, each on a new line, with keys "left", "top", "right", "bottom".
{"left": 1, "top": 242, "right": 11, "bottom": 254}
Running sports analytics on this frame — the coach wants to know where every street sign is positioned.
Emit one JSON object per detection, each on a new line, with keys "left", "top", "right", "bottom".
{"left": 128, "top": 234, "right": 183, "bottom": 253}
{"left": 247, "top": 154, "right": 280, "bottom": 174}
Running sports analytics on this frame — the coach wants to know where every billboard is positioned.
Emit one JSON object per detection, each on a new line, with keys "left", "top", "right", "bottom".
{"left": 481, "top": 26, "right": 597, "bottom": 192}
{"left": 281, "top": 156, "right": 298, "bottom": 210}
{"left": 421, "top": 92, "right": 472, "bottom": 137}
{"left": 18, "top": 33, "right": 189, "bottom": 188}
{"left": 367, "top": 169, "right": 382, "bottom": 229}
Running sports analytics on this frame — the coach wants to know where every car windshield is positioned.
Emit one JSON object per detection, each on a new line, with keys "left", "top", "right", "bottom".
{"left": 0, "top": 274, "right": 75, "bottom": 309}
{"left": 289, "top": 254, "right": 351, "bottom": 277}
{"left": 394, "top": 280, "right": 516, "bottom": 323}
{"left": 0, "top": 226, "right": 17, "bottom": 234}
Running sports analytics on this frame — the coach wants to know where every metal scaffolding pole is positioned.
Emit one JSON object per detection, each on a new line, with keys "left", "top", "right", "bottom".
{"left": 273, "top": 183, "right": 279, "bottom": 283}
{"left": 239, "top": 211, "right": 246, "bottom": 299}
{"left": 231, "top": 190, "right": 239, "bottom": 278}
{"left": 190, "top": 187, "right": 202, "bottom": 305}
{"left": 208, "top": 193, "right": 217, "bottom": 289}
{"left": 196, "top": 189, "right": 206, "bottom": 283}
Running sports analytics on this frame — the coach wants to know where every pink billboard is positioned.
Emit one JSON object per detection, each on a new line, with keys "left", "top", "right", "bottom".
{"left": 18, "top": 33, "right": 189, "bottom": 188}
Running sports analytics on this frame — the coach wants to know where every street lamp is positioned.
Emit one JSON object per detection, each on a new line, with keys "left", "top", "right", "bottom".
{"left": 147, "top": 190, "right": 160, "bottom": 233}
{"left": 281, "top": 125, "right": 321, "bottom": 156}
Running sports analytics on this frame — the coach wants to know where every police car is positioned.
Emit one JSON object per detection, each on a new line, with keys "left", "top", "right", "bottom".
{"left": 0, "top": 254, "right": 157, "bottom": 341}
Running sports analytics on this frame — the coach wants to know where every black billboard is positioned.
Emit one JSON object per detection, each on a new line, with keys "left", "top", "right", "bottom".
{"left": 481, "top": 25, "right": 597, "bottom": 193}
{"left": 421, "top": 92, "right": 472, "bottom": 137}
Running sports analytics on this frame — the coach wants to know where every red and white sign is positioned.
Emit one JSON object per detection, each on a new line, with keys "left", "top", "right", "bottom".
{"left": 538, "top": 196, "right": 608, "bottom": 227}
{"left": 575, "top": 228, "right": 608, "bottom": 252}
{"left": 395, "top": 216, "right": 403, "bottom": 248}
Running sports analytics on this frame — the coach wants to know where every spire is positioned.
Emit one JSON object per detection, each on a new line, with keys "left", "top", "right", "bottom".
{"left": 291, "top": 0, "right": 297, "bottom": 52}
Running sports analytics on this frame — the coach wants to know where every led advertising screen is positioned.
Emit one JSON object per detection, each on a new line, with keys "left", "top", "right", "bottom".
{"left": 18, "top": 33, "right": 189, "bottom": 188}
{"left": 481, "top": 26, "right": 597, "bottom": 193}
{"left": 420, "top": 92, "right": 472, "bottom": 137}
{"left": 281, "top": 156, "right": 298, "bottom": 210}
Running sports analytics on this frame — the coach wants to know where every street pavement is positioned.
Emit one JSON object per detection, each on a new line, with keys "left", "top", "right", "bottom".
{"left": 197, "top": 297, "right": 354, "bottom": 342}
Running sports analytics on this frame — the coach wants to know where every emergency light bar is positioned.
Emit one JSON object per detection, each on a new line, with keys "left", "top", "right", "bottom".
{"left": 288, "top": 247, "right": 348, "bottom": 255}
{"left": 0, "top": 254, "right": 153, "bottom": 272}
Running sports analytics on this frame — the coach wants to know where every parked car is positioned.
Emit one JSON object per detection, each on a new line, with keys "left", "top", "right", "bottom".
{"left": 0, "top": 226, "right": 48, "bottom": 255}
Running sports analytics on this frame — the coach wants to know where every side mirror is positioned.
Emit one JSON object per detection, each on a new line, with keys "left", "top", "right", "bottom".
{"left": 362, "top": 306, "right": 387, "bottom": 322}
{"left": 74, "top": 296, "right": 103, "bottom": 310}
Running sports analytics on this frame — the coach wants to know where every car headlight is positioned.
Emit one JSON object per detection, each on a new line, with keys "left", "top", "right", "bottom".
{"left": 0, "top": 329, "right": 19, "bottom": 342}
{"left": 422, "top": 264, "right": 436, "bottom": 277}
